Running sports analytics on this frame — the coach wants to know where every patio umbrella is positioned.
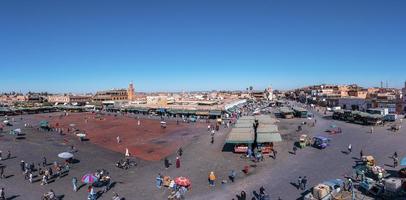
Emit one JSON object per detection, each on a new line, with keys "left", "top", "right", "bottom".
{"left": 330, "top": 124, "right": 337, "bottom": 128}
{"left": 174, "top": 177, "right": 191, "bottom": 187}
{"left": 400, "top": 157, "right": 406, "bottom": 166}
{"left": 58, "top": 152, "right": 74, "bottom": 159}
{"left": 82, "top": 174, "right": 98, "bottom": 184}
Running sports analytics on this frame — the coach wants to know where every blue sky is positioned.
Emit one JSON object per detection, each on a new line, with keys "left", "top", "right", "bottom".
{"left": 1, "top": 0, "right": 405, "bottom": 93}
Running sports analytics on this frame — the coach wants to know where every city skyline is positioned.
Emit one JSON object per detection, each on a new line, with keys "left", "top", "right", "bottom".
{"left": 1, "top": 0, "right": 406, "bottom": 92}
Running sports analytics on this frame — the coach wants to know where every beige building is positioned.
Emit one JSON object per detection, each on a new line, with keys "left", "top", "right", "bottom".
{"left": 48, "top": 95, "right": 92, "bottom": 104}
{"left": 93, "top": 89, "right": 128, "bottom": 102}
{"left": 146, "top": 96, "right": 168, "bottom": 106}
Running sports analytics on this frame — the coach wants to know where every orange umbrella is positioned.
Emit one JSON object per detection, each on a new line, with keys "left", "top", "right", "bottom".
{"left": 175, "top": 177, "right": 191, "bottom": 187}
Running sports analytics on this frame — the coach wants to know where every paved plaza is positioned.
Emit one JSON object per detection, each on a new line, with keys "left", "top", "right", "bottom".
{"left": 0, "top": 106, "right": 405, "bottom": 200}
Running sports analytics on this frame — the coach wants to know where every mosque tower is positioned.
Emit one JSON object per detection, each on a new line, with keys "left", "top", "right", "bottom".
{"left": 128, "top": 81, "right": 135, "bottom": 101}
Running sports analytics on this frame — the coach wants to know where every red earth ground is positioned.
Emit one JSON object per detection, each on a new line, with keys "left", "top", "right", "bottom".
{"left": 34, "top": 112, "right": 205, "bottom": 161}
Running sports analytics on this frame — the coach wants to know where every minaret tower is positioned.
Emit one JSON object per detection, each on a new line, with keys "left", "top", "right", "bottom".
{"left": 128, "top": 81, "right": 135, "bottom": 101}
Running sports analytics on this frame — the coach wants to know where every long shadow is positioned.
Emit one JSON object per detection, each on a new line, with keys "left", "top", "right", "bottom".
{"left": 57, "top": 194, "right": 65, "bottom": 199}
{"left": 341, "top": 151, "right": 349, "bottom": 155}
{"left": 70, "top": 159, "right": 80, "bottom": 164}
{"left": 5, "top": 175, "right": 14, "bottom": 179}
{"left": 5, "top": 156, "right": 17, "bottom": 160}
{"left": 6, "top": 195, "right": 20, "bottom": 200}
{"left": 109, "top": 182, "right": 117, "bottom": 190}
{"left": 290, "top": 182, "right": 300, "bottom": 190}
{"left": 384, "top": 164, "right": 395, "bottom": 168}
{"left": 77, "top": 183, "right": 87, "bottom": 191}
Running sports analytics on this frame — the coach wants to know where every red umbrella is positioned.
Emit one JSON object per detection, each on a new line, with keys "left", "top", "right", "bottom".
{"left": 81, "top": 174, "right": 98, "bottom": 184}
{"left": 175, "top": 177, "right": 191, "bottom": 187}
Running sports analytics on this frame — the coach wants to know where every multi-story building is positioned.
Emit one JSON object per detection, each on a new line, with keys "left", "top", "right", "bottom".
{"left": 48, "top": 95, "right": 92, "bottom": 105}
{"left": 93, "top": 89, "right": 128, "bottom": 102}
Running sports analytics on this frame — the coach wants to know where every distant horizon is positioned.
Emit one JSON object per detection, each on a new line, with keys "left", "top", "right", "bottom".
{"left": 1, "top": 1, "right": 406, "bottom": 93}
{"left": 0, "top": 81, "right": 404, "bottom": 95}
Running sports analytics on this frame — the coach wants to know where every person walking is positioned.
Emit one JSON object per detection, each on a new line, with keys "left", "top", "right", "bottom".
{"left": 297, "top": 177, "right": 302, "bottom": 190}
{"left": 210, "top": 136, "right": 214, "bottom": 144}
{"left": 72, "top": 177, "right": 78, "bottom": 192}
{"left": 0, "top": 166, "right": 5, "bottom": 179}
{"left": 29, "top": 172, "right": 33, "bottom": 183}
{"left": 20, "top": 160, "right": 25, "bottom": 172}
{"left": 6, "top": 151, "right": 10, "bottom": 160}
{"left": 0, "top": 188, "right": 5, "bottom": 200}
{"left": 155, "top": 174, "right": 163, "bottom": 189}
{"left": 229, "top": 170, "right": 236, "bottom": 183}
{"left": 176, "top": 157, "right": 181, "bottom": 169}
{"left": 41, "top": 175, "right": 48, "bottom": 185}
{"left": 360, "top": 150, "right": 363, "bottom": 159}
{"left": 272, "top": 149, "right": 277, "bottom": 159}
{"left": 137, "top": 120, "right": 141, "bottom": 126}
{"left": 348, "top": 144, "right": 352, "bottom": 154}
{"left": 209, "top": 172, "right": 216, "bottom": 187}
{"left": 177, "top": 147, "right": 183, "bottom": 157}
{"left": 394, "top": 156, "right": 399, "bottom": 168}
{"left": 164, "top": 157, "right": 170, "bottom": 169}
{"left": 116, "top": 136, "right": 121, "bottom": 144}
{"left": 88, "top": 186, "right": 96, "bottom": 200}
{"left": 125, "top": 148, "right": 130, "bottom": 157}
{"left": 42, "top": 157, "right": 47, "bottom": 167}
{"left": 293, "top": 146, "right": 298, "bottom": 155}
{"left": 301, "top": 176, "right": 308, "bottom": 190}
{"left": 370, "top": 127, "right": 374, "bottom": 134}
{"left": 236, "top": 191, "right": 247, "bottom": 200}
{"left": 0, "top": 151, "right": 2, "bottom": 161}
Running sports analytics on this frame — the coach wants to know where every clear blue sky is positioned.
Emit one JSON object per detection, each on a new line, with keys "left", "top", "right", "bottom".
{"left": 1, "top": 0, "right": 405, "bottom": 93}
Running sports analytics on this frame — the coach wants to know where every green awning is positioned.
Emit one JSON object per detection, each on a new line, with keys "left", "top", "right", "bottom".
{"left": 209, "top": 110, "right": 222, "bottom": 116}
{"left": 257, "top": 124, "right": 279, "bottom": 133}
{"left": 226, "top": 130, "right": 254, "bottom": 144}
{"left": 257, "top": 133, "right": 282, "bottom": 143}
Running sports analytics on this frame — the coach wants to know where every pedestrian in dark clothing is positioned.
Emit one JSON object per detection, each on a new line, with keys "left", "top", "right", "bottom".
{"left": 0, "top": 167, "right": 5, "bottom": 179}
{"left": 259, "top": 186, "right": 265, "bottom": 195}
{"left": 20, "top": 160, "right": 25, "bottom": 172}
{"left": 164, "top": 157, "right": 170, "bottom": 169}
{"left": 272, "top": 150, "right": 277, "bottom": 159}
{"left": 301, "top": 176, "right": 308, "bottom": 190}
{"left": 6, "top": 151, "right": 10, "bottom": 160}
{"left": 177, "top": 148, "right": 183, "bottom": 157}
{"left": 236, "top": 191, "right": 247, "bottom": 200}
{"left": 293, "top": 146, "right": 297, "bottom": 155}
{"left": 211, "top": 136, "right": 214, "bottom": 144}
{"left": 43, "top": 157, "right": 47, "bottom": 167}
{"left": 394, "top": 152, "right": 398, "bottom": 159}
{"left": 360, "top": 150, "right": 363, "bottom": 159}
{"left": 229, "top": 170, "right": 236, "bottom": 183}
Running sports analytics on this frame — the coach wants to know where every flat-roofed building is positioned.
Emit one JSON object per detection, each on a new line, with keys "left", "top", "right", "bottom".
{"left": 93, "top": 89, "right": 128, "bottom": 102}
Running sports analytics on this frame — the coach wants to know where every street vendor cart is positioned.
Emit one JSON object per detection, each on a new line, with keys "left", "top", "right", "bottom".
{"left": 299, "top": 134, "right": 311, "bottom": 148}
{"left": 258, "top": 142, "right": 273, "bottom": 154}
{"left": 234, "top": 144, "right": 249, "bottom": 153}
{"left": 362, "top": 156, "right": 376, "bottom": 167}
